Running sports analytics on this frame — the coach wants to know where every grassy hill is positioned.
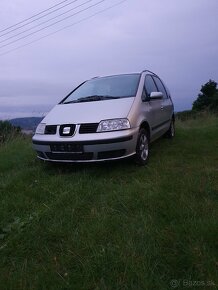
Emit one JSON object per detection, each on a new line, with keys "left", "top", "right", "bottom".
{"left": 0, "top": 114, "right": 217, "bottom": 290}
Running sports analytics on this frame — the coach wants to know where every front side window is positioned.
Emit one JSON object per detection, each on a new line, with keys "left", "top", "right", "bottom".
{"left": 144, "top": 75, "right": 158, "bottom": 97}
{"left": 153, "top": 76, "right": 168, "bottom": 99}
{"left": 62, "top": 74, "right": 140, "bottom": 104}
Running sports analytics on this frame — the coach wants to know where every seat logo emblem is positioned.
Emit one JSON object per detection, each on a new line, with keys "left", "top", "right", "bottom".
{"left": 62, "top": 126, "right": 71, "bottom": 135}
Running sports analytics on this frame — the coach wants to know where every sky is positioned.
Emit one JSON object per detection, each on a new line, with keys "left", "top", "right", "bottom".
{"left": 0, "top": 0, "right": 218, "bottom": 119}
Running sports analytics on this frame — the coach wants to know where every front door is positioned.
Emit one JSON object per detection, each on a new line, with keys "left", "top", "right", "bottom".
{"left": 144, "top": 75, "right": 166, "bottom": 140}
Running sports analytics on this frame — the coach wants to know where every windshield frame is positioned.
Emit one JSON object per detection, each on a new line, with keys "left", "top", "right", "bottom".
{"left": 60, "top": 73, "right": 141, "bottom": 104}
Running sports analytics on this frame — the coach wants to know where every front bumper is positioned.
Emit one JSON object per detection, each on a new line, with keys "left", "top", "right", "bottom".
{"left": 32, "top": 128, "right": 138, "bottom": 162}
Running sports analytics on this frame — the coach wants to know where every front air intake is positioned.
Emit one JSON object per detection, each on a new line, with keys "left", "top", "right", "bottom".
{"left": 44, "top": 125, "right": 57, "bottom": 135}
{"left": 79, "top": 123, "right": 98, "bottom": 134}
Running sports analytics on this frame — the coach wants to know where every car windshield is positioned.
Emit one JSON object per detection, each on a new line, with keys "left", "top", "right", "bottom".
{"left": 61, "top": 74, "right": 141, "bottom": 104}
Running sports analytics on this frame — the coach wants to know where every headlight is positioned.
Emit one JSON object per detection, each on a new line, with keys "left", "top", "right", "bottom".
{"left": 97, "top": 118, "right": 130, "bottom": 132}
{"left": 35, "top": 123, "right": 46, "bottom": 134}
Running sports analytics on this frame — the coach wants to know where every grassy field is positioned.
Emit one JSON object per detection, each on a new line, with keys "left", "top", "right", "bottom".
{"left": 0, "top": 115, "right": 218, "bottom": 290}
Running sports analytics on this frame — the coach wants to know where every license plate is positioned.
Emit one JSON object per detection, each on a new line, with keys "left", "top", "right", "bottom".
{"left": 50, "top": 143, "right": 83, "bottom": 153}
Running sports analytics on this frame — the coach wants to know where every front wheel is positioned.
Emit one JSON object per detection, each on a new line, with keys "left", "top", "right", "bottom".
{"left": 134, "top": 128, "right": 150, "bottom": 165}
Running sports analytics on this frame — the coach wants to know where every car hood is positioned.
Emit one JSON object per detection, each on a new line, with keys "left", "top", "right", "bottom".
{"left": 42, "top": 98, "right": 134, "bottom": 124}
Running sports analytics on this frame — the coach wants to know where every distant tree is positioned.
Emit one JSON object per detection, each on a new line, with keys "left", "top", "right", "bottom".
{"left": 192, "top": 80, "right": 218, "bottom": 112}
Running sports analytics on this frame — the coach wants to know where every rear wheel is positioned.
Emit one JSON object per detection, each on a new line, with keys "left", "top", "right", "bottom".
{"left": 135, "top": 128, "right": 149, "bottom": 165}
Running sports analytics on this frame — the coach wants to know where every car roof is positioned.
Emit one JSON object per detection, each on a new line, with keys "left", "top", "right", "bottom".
{"left": 91, "top": 70, "right": 159, "bottom": 80}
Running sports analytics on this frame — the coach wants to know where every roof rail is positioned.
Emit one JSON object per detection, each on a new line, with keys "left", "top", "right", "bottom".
{"left": 141, "top": 70, "right": 159, "bottom": 77}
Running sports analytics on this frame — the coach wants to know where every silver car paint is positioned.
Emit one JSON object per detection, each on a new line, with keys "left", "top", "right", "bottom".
{"left": 32, "top": 72, "right": 174, "bottom": 162}
{"left": 42, "top": 97, "right": 135, "bottom": 125}
{"left": 127, "top": 72, "right": 172, "bottom": 141}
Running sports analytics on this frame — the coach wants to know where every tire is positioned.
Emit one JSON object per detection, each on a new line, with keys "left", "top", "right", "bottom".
{"left": 135, "top": 128, "right": 150, "bottom": 165}
{"left": 165, "top": 119, "right": 175, "bottom": 138}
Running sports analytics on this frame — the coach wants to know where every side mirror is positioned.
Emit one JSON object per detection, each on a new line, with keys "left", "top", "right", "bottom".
{"left": 150, "top": 92, "right": 163, "bottom": 100}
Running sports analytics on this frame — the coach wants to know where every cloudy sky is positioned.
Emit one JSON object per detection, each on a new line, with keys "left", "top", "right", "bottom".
{"left": 0, "top": 0, "right": 218, "bottom": 119}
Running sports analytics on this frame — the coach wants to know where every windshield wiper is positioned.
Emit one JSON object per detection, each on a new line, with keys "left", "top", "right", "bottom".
{"left": 77, "top": 95, "right": 119, "bottom": 102}
{"left": 63, "top": 100, "right": 80, "bottom": 104}
{"left": 63, "top": 95, "right": 119, "bottom": 104}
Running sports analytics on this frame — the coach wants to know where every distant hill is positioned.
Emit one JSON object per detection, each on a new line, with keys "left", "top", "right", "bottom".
{"left": 9, "top": 117, "right": 43, "bottom": 130}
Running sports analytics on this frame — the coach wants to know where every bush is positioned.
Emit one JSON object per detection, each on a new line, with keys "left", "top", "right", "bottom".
{"left": 192, "top": 80, "right": 218, "bottom": 112}
{"left": 0, "top": 121, "right": 21, "bottom": 143}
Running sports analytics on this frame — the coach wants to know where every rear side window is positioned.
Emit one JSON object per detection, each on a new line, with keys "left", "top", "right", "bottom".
{"left": 153, "top": 76, "right": 168, "bottom": 99}
{"left": 144, "top": 75, "right": 158, "bottom": 96}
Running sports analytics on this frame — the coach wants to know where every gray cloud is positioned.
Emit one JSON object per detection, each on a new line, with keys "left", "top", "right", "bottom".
{"left": 0, "top": 0, "right": 218, "bottom": 118}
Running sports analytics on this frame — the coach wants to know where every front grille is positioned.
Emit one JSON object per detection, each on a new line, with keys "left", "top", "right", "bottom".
{"left": 79, "top": 123, "right": 98, "bottom": 134}
{"left": 59, "top": 124, "right": 76, "bottom": 136}
{"left": 45, "top": 152, "right": 93, "bottom": 161}
{"left": 45, "top": 125, "right": 57, "bottom": 135}
{"left": 97, "top": 149, "right": 126, "bottom": 160}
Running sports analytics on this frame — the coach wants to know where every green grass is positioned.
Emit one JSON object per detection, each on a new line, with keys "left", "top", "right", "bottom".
{"left": 0, "top": 116, "right": 218, "bottom": 290}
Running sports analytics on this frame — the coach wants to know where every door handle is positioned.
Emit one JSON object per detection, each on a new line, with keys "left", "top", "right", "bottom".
{"left": 161, "top": 106, "right": 164, "bottom": 110}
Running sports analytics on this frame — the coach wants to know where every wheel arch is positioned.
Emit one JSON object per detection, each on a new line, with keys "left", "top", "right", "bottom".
{"left": 139, "top": 121, "right": 151, "bottom": 141}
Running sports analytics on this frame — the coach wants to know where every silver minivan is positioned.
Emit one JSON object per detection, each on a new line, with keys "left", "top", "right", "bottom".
{"left": 32, "top": 70, "right": 175, "bottom": 165}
